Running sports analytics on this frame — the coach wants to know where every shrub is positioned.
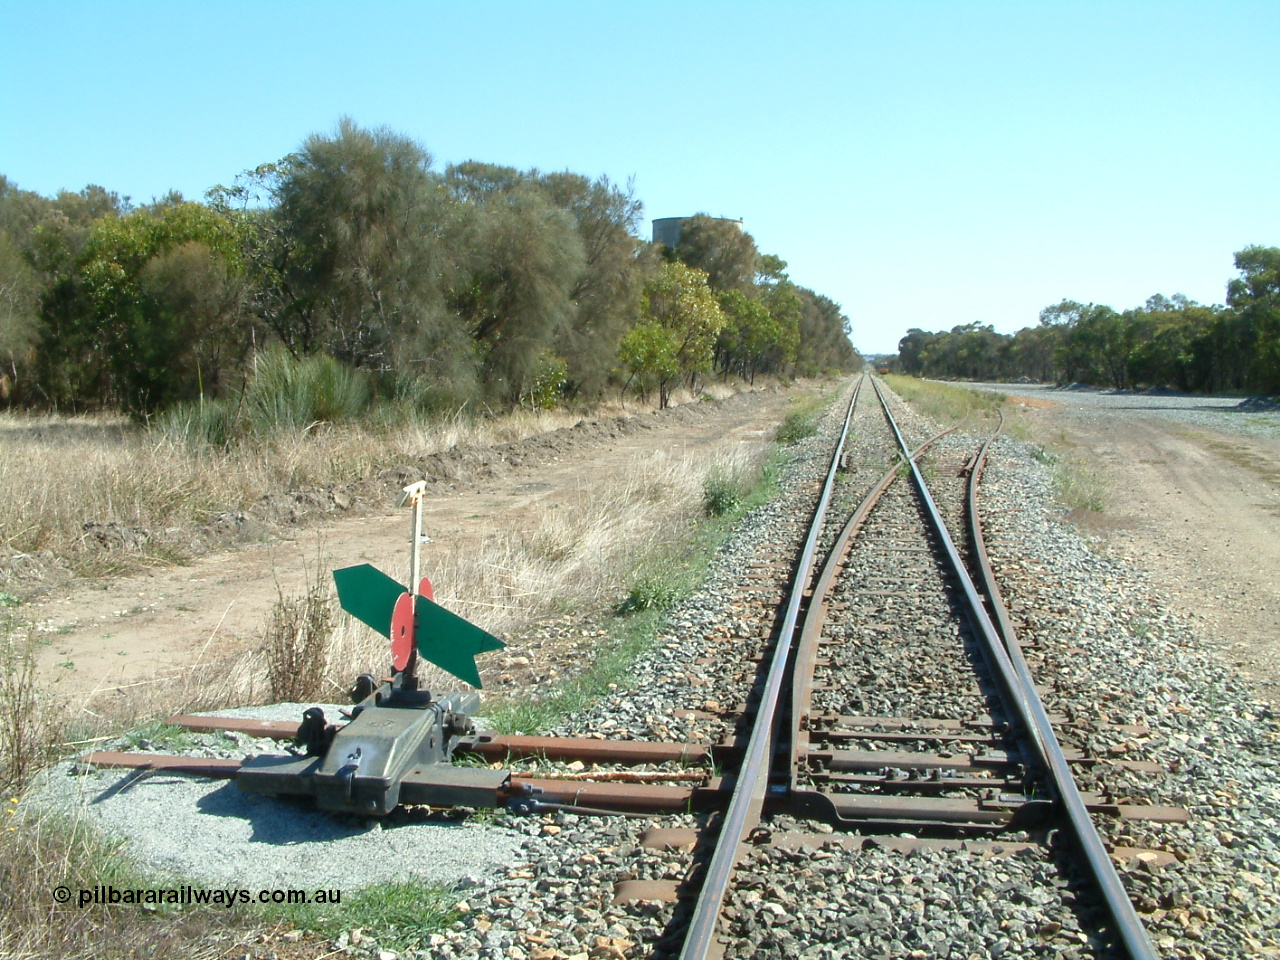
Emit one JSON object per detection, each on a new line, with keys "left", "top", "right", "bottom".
{"left": 776, "top": 410, "right": 818, "bottom": 444}
{"left": 0, "top": 631, "right": 55, "bottom": 796}
{"left": 155, "top": 397, "right": 241, "bottom": 448}
{"left": 265, "top": 567, "right": 334, "bottom": 703}
{"left": 617, "top": 574, "right": 682, "bottom": 614}
{"left": 702, "top": 468, "right": 744, "bottom": 517}
{"left": 245, "top": 348, "right": 371, "bottom": 432}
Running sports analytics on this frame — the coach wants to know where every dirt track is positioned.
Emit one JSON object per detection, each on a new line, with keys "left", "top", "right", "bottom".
{"left": 997, "top": 386, "right": 1280, "bottom": 704}
{"left": 27, "top": 388, "right": 797, "bottom": 705}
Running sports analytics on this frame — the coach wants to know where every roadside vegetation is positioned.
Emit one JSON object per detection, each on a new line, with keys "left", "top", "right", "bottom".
{"left": 0, "top": 120, "right": 858, "bottom": 426}
{"left": 891, "top": 247, "right": 1280, "bottom": 396}
{"left": 0, "top": 115, "right": 862, "bottom": 959}
{"left": 881, "top": 374, "right": 1108, "bottom": 517}
{"left": 881, "top": 374, "right": 1005, "bottom": 429}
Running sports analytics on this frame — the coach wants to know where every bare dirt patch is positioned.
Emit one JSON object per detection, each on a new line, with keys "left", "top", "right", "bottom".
{"left": 1005, "top": 394, "right": 1060, "bottom": 410}
{"left": 1016, "top": 403, "right": 1280, "bottom": 703}
{"left": 21, "top": 388, "right": 800, "bottom": 706}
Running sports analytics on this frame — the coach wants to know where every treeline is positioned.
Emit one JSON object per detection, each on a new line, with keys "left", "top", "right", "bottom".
{"left": 0, "top": 119, "right": 859, "bottom": 419}
{"left": 895, "top": 246, "right": 1280, "bottom": 394}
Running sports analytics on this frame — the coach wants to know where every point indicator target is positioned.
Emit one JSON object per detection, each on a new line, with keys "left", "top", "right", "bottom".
{"left": 332, "top": 563, "right": 503, "bottom": 688}
{"left": 390, "top": 592, "right": 416, "bottom": 671}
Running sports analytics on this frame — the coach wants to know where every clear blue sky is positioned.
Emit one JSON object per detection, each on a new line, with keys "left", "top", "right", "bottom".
{"left": 3, "top": 1, "right": 1277, "bottom": 354}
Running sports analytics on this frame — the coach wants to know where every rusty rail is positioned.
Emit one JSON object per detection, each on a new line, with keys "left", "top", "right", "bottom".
{"left": 964, "top": 409, "right": 1158, "bottom": 960}
{"left": 875, "top": 380, "right": 1157, "bottom": 960}
{"left": 676, "top": 375, "right": 863, "bottom": 960}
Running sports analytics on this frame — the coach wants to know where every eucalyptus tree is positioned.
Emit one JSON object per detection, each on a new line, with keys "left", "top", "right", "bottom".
{"left": 1227, "top": 245, "right": 1280, "bottom": 393}
{"left": 795, "top": 288, "right": 859, "bottom": 376}
{"left": 537, "top": 172, "right": 650, "bottom": 396}
{"left": 673, "top": 214, "right": 758, "bottom": 294}
{"left": 66, "top": 200, "right": 246, "bottom": 413}
{"left": 0, "top": 228, "right": 38, "bottom": 396}
{"left": 620, "top": 261, "right": 725, "bottom": 408}
{"left": 446, "top": 181, "right": 586, "bottom": 404}
{"left": 269, "top": 119, "right": 459, "bottom": 378}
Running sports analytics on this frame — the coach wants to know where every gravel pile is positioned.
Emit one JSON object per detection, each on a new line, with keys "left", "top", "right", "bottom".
{"left": 969, "top": 382, "right": 1280, "bottom": 441}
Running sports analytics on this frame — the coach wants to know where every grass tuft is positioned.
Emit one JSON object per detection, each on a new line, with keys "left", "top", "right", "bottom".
{"left": 265, "top": 564, "right": 334, "bottom": 704}
{"left": 702, "top": 465, "right": 745, "bottom": 517}
{"left": 273, "top": 880, "right": 456, "bottom": 953}
{"left": 0, "top": 629, "right": 58, "bottom": 796}
{"left": 776, "top": 410, "right": 819, "bottom": 444}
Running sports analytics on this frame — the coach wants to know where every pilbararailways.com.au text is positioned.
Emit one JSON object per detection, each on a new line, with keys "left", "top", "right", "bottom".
{"left": 58, "top": 885, "right": 341, "bottom": 908}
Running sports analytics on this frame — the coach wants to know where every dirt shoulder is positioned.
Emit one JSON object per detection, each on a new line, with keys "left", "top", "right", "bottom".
{"left": 1004, "top": 389, "right": 1280, "bottom": 704}
{"left": 22, "top": 387, "right": 803, "bottom": 705}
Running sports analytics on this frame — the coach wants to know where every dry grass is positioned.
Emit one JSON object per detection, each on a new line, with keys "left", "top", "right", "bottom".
{"left": 0, "top": 380, "right": 755, "bottom": 584}
{"left": 0, "top": 400, "right": 633, "bottom": 578}
{"left": 882, "top": 374, "right": 1006, "bottom": 428}
{"left": 265, "top": 563, "right": 334, "bottom": 704}
{"left": 322, "top": 441, "right": 769, "bottom": 695}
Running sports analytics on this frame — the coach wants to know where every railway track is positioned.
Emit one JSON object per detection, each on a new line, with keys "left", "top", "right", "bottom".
{"left": 80, "top": 375, "right": 1189, "bottom": 959}
{"left": 672, "top": 377, "right": 1171, "bottom": 959}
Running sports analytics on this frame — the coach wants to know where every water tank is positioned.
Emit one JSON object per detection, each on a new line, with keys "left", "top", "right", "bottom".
{"left": 652, "top": 216, "right": 743, "bottom": 248}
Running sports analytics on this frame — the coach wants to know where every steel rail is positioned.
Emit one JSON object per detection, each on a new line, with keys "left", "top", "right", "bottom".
{"left": 875, "top": 379, "right": 1156, "bottom": 959}
{"left": 676, "top": 375, "right": 863, "bottom": 960}
{"left": 787, "top": 421, "right": 961, "bottom": 794}
{"left": 870, "top": 379, "right": 1043, "bottom": 755}
{"left": 966, "top": 411, "right": 1158, "bottom": 960}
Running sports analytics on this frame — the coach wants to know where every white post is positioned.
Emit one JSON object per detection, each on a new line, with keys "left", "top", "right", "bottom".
{"left": 397, "top": 481, "right": 429, "bottom": 595}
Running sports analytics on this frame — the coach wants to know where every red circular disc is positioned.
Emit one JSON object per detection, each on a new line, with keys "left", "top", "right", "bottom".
{"left": 418, "top": 576, "right": 434, "bottom": 601}
{"left": 390, "top": 591, "right": 416, "bottom": 671}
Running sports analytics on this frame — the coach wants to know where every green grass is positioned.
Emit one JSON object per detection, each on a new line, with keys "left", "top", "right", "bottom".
{"left": 270, "top": 880, "right": 457, "bottom": 952}
{"left": 0, "top": 806, "right": 457, "bottom": 958}
{"left": 773, "top": 391, "right": 830, "bottom": 445}
{"left": 120, "top": 721, "right": 194, "bottom": 752}
{"left": 882, "top": 374, "right": 1006, "bottom": 427}
{"left": 702, "top": 467, "right": 744, "bottom": 517}
{"left": 1031, "top": 446, "right": 1109, "bottom": 513}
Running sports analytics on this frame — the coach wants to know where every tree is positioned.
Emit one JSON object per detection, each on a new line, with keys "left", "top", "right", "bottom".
{"left": 795, "top": 288, "right": 859, "bottom": 376}
{"left": 1227, "top": 245, "right": 1280, "bottom": 393}
{"left": 269, "top": 119, "right": 455, "bottom": 373}
{"left": 0, "top": 228, "right": 39, "bottom": 398}
{"left": 67, "top": 200, "right": 247, "bottom": 413}
{"left": 617, "top": 321, "right": 678, "bottom": 405}
{"left": 623, "top": 262, "right": 725, "bottom": 408}
{"left": 448, "top": 184, "right": 585, "bottom": 404}
{"left": 716, "top": 289, "right": 779, "bottom": 382}
{"left": 538, "top": 172, "right": 650, "bottom": 397}
{"left": 673, "top": 215, "right": 758, "bottom": 294}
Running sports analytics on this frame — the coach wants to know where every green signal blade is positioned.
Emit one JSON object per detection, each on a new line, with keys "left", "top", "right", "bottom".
{"left": 415, "top": 594, "right": 505, "bottom": 689}
{"left": 333, "top": 564, "right": 405, "bottom": 638}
